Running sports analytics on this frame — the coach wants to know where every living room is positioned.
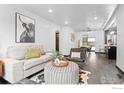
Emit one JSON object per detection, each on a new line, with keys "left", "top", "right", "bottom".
{"left": 0, "top": 3, "right": 124, "bottom": 86}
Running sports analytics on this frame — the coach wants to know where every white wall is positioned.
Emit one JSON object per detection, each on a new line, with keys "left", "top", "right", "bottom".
{"left": 75, "top": 30, "right": 105, "bottom": 52}
{"left": 95, "top": 30, "right": 105, "bottom": 52}
{"left": 116, "top": 5, "right": 124, "bottom": 72}
{"left": 0, "top": 5, "right": 60, "bottom": 56}
{"left": 60, "top": 26, "right": 76, "bottom": 55}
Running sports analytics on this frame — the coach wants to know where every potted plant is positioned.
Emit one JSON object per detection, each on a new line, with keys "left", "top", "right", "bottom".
{"left": 51, "top": 50, "right": 61, "bottom": 64}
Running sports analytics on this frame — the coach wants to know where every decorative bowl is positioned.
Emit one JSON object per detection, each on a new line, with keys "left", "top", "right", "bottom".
{"left": 52, "top": 60, "right": 69, "bottom": 67}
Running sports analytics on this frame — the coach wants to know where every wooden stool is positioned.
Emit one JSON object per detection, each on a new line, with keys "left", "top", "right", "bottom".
{"left": 0, "top": 60, "right": 4, "bottom": 77}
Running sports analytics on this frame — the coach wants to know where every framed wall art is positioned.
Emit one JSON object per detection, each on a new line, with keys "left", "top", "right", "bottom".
{"left": 15, "top": 12, "right": 35, "bottom": 43}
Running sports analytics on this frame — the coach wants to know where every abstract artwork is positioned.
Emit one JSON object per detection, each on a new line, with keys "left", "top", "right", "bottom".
{"left": 70, "top": 32, "right": 75, "bottom": 42}
{"left": 15, "top": 12, "right": 35, "bottom": 43}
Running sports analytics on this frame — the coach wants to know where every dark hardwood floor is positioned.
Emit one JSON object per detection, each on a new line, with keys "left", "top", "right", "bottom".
{"left": 77, "top": 52, "right": 124, "bottom": 84}
{"left": 0, "top": 52, "right": 124, "bottom": 84}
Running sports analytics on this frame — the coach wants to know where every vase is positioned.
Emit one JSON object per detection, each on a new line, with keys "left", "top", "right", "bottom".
{"left": 55, "top": 58, "right": 60, "bottom": 64}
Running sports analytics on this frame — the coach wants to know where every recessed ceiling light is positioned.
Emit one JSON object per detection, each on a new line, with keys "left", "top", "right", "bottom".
{"left": 48, "top": 9, "right": 53, "bottom": 13}
{"left": 65, "top": 21, "right": 68, "bottom": 24}
{"left": 94, "top": 17, "right": 98, "bottom": 20}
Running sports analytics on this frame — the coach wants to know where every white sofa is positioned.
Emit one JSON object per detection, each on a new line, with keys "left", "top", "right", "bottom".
{"left": 1, "top": 44, "right": 52, "bottom": 83}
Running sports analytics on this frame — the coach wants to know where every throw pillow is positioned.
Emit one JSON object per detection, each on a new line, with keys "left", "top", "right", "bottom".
{"left": 7, "top": 46, "right": 27, "bottom": 60}
{"left": 25, "top": 50, "right": 41, "bottom": 59}
{"left": 28, "top": 45, "right": 45, "bottom": 55}
{"left": 71, "top": 52, "right": 81, "bottom": 58}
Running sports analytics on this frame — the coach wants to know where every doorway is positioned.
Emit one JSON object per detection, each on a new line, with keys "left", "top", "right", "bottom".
{"left": 88, "top": 37, "right": 95, "bottom": 52}
{"left": 55, "top": 31, "right": 59, "bottom": 51}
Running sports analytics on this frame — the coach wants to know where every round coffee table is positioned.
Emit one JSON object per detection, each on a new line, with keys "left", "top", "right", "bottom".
{"left": 44, "top": 61, "right": 79, "bottom": 84}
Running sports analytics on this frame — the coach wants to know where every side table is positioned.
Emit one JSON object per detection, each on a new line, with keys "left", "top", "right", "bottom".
{"left": 0, "top": 60, "right": 4, "bottom": 77}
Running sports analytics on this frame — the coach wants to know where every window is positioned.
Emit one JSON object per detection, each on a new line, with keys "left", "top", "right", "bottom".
{"left": 88, "top": 38, "right": 95, "bottom": 42}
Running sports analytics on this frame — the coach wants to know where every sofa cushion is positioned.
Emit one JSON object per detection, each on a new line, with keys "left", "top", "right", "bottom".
{"left": 66, "top": 57, "right": 84, "bottom": 62}
{"left": 24, "top": 54, "right": 52, "bottom": 70}
{"left": 7, "top": 46, "right": 28, "bottom": 60}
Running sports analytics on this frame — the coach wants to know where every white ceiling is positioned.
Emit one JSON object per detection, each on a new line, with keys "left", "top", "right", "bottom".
{"left": 17, "top": 4, "right": 117, "bottom": 31}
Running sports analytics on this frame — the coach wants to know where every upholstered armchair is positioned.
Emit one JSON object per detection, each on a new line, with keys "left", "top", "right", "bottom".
{"left": 66, "top": 47, "right": 87, "bottom": 62}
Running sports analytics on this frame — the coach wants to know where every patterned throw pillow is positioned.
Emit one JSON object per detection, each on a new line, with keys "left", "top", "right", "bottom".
{"left": 28, "top": 45, "right": 45, "bottom": 55}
